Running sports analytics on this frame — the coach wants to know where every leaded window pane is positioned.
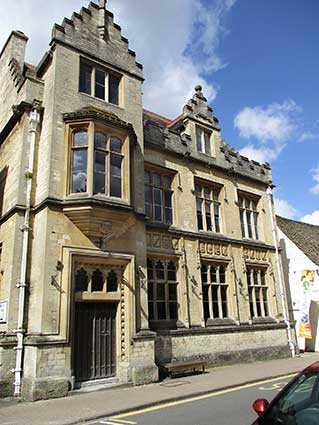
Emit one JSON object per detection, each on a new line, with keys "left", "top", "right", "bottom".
{"left": 110, "top": 137, "right": 122, "bottom": 153}
{"left": 204, "top": 131, "right": 211, "bottom": 155}
{"left": 74, "top": 131, "right": 88, "bottom": 147}
{"left": 72, "top": 150, "right": 87, "bottom": 193}
{"left": 95, "top": 69, "right": 106, "bottom": 100}
{"left": 79, "top": 63, "right": 92, "bottom": 95}
{"left": 109, "top": 74, "right": 120, "bottom": 105}
{"left": 110, "top": 154, "right": 122, "bottom": 197}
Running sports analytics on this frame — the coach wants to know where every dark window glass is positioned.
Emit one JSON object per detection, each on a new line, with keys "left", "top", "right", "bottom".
{"left": 144, "top": 170, "right": 150, "bottom": 184}
{"left": 212, "top": 286, "right": 219, "bottom": 318}
{"left": 157, "top": 302, "right": 166, "bottom": 320}
{"left": 196, "top": 126, "right": 202, "bottom": 152}
{"left": 164, "top": 191, "right": 173, "bottom": 224}
{"left": 145, "top": 186, "right": 152, "bottom": 218}
{"left": 201, "top": 264, "right": 208, "bottom": 284}
{"left": 248, "top": 287, "right": 254, "bottom": 317}
{"left": 155, "top": 261, "right": 164, "bottom": 280}
{"left": 110, "top": 154, "right": 122, "bottom": 197}
{"left": 94, "top": 151, "right": 106, "bottom": 194}
{"left": 109, "top": 74, "right": 120, "bottom": 105}
{"left": 255, "top": 287, "right": 262, "bottom": 317}
{"left": 110, "top": 137, "right": 122, "bottom": 153}
{"left": 148, "top": 302, "right": 154, "bottom": 320}
{"left": 220, "top": 266, "right": 226, "bottom": 283}
{"left": 203, "top": 285, "right": 210, "bottom": 319}
{"left": 152, "top": 172, "right": 161, "bottom": 186}
{"left": 94, "top": 132, "right": 106, "bottom": 149}
{"left": 72, "top": 150, "right": 87, "bottom": 193}
{"left": 205, "top": 200, "right": 212, "bottom": 231}
{"left": 204, "top": 131, "right": 211, "bottom": 155}
{"left": 210, "top": 266, "right": 217, "bottom": 283}
{"left": 92, "top": 269, "right": 104, "bottom": 291}
{"left": 168, "top": 284, "right": 177, "bottom": 301}
{"left": 95, "top": 69, "right": 106, "bottom": 100}
{"left": 147, "top": 259, "right": 153, "bottom": 280}
{"left": 169, "top": 302, "right": 178, "bottom": 320}
{"left": 221, "top": 286, "right": 228, "bottom": 317}
{"left": 154, "top": 188, "right": 163, "bottom": 221}
{"left": 263, "top": 288, "right": 269, "bottom": 316}
{"left": 163, "top": 176, "right": 172, "bottom": 188}
{"left": 196, "top": 198, "right": 203, "bottom": 230}
{"left": 75, "top": 268, "right": 89, "bottom": 292}
{"left": 107, "top": 270, "right": 118, "bottom": 292}
{"left": 167, "top": 261, "right": 176, "bottom": 281}
{"left": 214, "top": 201, "right": 220, "bottom": 233}
{"left": 79, "top": 62, "right": 92, "bottom": 95}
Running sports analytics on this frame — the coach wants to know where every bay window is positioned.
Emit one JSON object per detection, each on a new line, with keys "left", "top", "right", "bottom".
{"left": 69, "top": 122, "right": 128, "bottom": 201}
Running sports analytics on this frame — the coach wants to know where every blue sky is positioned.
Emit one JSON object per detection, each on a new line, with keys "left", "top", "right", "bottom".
{"left": 0, "top": 0, "right": 318, "bottom": 224}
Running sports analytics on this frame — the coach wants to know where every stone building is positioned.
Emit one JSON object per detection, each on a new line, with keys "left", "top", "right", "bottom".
{"left": 0, "top": 1, "right": 292, "bottom": 400}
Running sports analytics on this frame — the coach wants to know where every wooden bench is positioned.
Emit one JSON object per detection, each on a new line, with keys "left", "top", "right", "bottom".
{"left": 164, "top": 359, "right": 207, "bottom": 377}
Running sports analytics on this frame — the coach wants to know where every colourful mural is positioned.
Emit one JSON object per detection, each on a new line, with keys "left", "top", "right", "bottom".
{"left": 299, "top": 270, "right": 315, "bottom": 339}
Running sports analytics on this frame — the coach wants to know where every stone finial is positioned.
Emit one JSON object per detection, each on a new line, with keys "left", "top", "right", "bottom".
{"left": 195, "top": 85, "right": 202, "bottom": 93}
{"left": 98, "top": 0, "right": 108, "bottom": 41}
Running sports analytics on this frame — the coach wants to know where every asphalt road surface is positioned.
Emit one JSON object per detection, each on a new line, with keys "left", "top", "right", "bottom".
{"left": 86, "top": 375, "right": 293, "bottom": 425}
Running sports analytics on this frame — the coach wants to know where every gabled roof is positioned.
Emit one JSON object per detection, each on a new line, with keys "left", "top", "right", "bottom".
{"left": 276, "top": 215, "right": 319, "bottom": 267}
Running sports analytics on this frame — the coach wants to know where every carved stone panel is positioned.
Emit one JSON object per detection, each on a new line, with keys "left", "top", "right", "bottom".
{"left": 199, "top": 242, "right": 229, "bottom": 257}
{"left": 243, "top": 247, "right": 268, "bottom": 262}
{"left": 146, "top": 232, "right": 180, "bottom": 252}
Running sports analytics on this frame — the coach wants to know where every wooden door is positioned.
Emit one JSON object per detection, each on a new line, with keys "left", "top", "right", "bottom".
{"left": 73, "top": 302, "right": 117, "bottom": 382}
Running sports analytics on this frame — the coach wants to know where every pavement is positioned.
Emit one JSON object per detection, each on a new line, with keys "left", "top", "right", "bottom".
{"left": 0, "top": 352, "right": 318, "bottom": 425}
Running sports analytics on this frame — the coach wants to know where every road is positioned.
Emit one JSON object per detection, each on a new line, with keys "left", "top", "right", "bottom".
{"left": 86, "top": 375, "right": 293, "bottom": 425}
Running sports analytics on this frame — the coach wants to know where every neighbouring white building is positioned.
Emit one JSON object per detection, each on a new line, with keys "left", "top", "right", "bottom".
{"left": 277, "top": 216, "right": 319, "bottom": 352}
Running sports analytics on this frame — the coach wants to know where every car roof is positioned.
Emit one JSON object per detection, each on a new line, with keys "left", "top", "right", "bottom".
{"left": 303, "top": 361, "right": 319, "bottom": 373}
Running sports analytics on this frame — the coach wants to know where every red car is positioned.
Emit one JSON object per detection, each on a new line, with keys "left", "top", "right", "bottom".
{"left": 251, "top": 361, "right": 319, "bottom": 425}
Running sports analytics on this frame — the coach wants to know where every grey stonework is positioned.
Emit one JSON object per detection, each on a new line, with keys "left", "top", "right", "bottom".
{"left": 0, "top": 1, "right": 291, "bottom": 400}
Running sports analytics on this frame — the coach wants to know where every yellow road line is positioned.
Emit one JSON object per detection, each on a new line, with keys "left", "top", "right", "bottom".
{"left": 109, "top": 420, "right": 137, "bottom": 424}
{"left": 112, "top": 374, "right": 295, "bottom": 419}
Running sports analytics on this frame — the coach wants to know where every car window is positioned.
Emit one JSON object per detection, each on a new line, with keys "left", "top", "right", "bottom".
{"left": 259, "top": 372, "right": 319, "bottom": 425}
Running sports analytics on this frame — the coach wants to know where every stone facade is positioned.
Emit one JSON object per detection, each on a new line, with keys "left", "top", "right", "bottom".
{"left": 0, "top": 1, "right": 291, "bottom": 400}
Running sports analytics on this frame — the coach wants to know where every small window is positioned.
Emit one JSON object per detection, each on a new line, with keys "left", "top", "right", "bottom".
{"left": 79, "top": 60, "right": 121, "bottom": 106}
{"left": 196, "top": 126, "right": 212, "bottom": 155}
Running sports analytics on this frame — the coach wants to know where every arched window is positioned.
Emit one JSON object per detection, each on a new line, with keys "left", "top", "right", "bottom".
{"left": 71, "top": 130, "right": 88, "bottom": 193}
{"left": 75, "top": 268, "right": 89, "bottom": 292}
{"left": 92, "top": 269, "right": 104, "bottom": 292}
{"left": 107, "top": 270, "right": 118, "bottom": 292}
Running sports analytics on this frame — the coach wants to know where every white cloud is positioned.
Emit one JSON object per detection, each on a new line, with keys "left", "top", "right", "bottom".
{"left": 298, "top": 131, "right": 318, "bottom": 143}
{"left": 0, "top": 0, "right": 236, "bottom": 118}
{"left": 235, "top": 100, "right": 300, "bottom": 163}
{"left": 274, "top": 198, "right": 298, "bottom": 219}
{"left": 301, "top": 211, "right": 319, "bottom": 226}
{"left": 310, "top": 164, "right": 319, "bottom": 194}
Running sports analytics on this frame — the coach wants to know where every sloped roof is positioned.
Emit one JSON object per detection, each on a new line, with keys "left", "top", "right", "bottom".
{"left": 276, "top": 215, "right": 319, "bottom": 267}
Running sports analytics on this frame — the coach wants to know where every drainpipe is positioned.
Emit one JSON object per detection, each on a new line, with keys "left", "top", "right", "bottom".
{"left": 266, "top": 186, "right": 295, "bottom": 357}
{"left": 12, "top": 107, "right": 40, "bottom": 396}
